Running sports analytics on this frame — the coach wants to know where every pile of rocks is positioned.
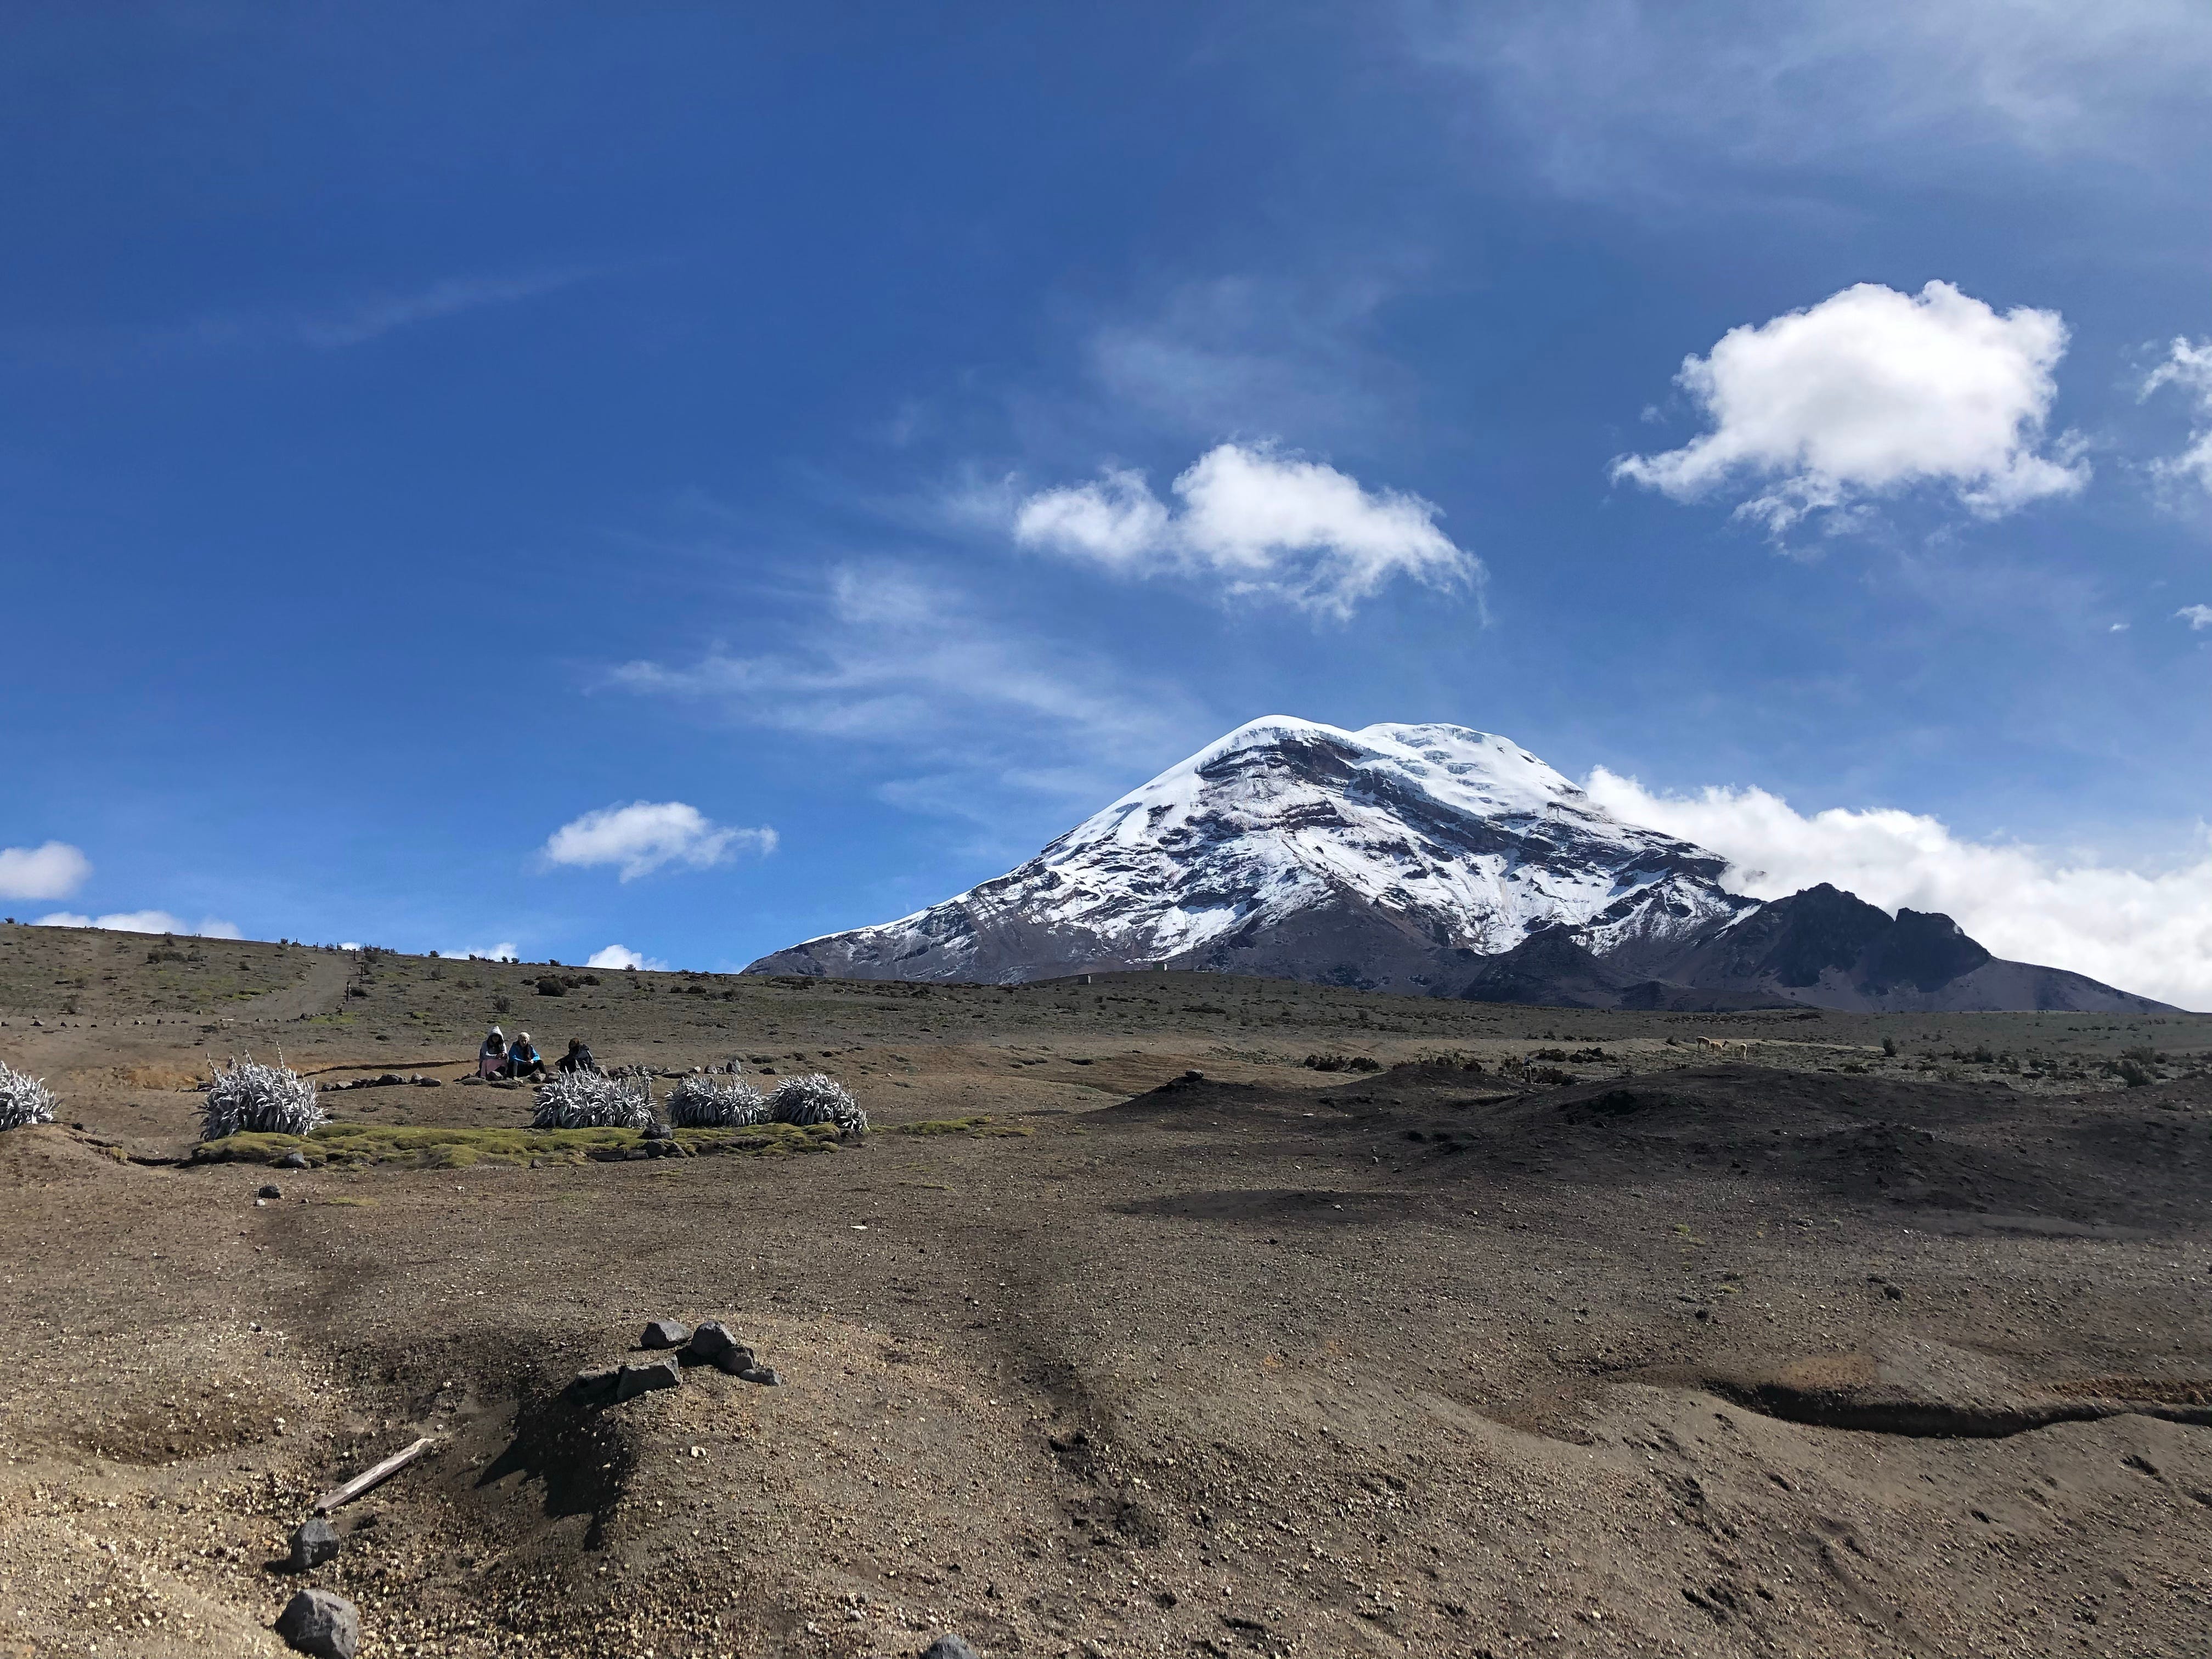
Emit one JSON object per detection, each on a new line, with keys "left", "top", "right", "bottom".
{"left": 574, "top": 1318, "right": 783, "bottom": 1404}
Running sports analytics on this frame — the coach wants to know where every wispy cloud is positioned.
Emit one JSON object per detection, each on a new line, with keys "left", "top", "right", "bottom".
{"left": 1079, "top": 275, "right": 1412, "bottom": 447}
{"left": 610, "top": 563, "right": 1211, "bottom": 823}
{"left": 1412, "top": 0, "right": 2212, "bottom": 200}
{"left": 2142, "top": 337, "right": 2212, "bottom": 500}
{"left": 175, "top": 267, "right": 597, "bottom": 354}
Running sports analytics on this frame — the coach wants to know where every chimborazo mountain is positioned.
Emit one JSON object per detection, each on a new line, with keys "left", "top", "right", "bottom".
{"left": 747, "top": 717, "right": 2169, "bottom": 1013}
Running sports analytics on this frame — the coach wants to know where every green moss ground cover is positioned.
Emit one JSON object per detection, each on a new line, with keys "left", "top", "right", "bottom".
{"left": 191, "top": 1120, "right": 845, "bottom": 1169}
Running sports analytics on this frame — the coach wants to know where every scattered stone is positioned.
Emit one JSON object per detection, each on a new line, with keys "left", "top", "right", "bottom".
{"left": 921, "top": 1637, "right": 981, "bottom": 1659}
{"left": 258, "top": 1183, "right": 284, "bottom": 1200}
{"left": 614, "top": 1359, "right": 680, "bottom": 1402}
{"left": 684, "top": 1322, "right": 754, "bottom": 1375}
{"left": 278, "top": 1151, "right": 311, "bottom": 1170}
{"left": 286, "top": 1517, "right": 340, "bottom": 1572}
{"left": 641, "top": 1319, "right": 690, "bottom": 1350}
{"left": 642, "top": 1120, "right": 672, "bottom": 1141}
{"left": 738, "top": 1364, "right": 783, "bottom": 1387}
{"left": 275, "top": 1587, "right": 360, "bottom": 1658}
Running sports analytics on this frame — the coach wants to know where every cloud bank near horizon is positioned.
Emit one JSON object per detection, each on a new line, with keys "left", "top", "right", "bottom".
{"left": 1585, "top": 768, "right": 2212, "bottom": 1010}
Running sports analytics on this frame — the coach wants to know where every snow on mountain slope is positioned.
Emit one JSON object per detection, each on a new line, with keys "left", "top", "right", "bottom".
{"left": 747, "top": 716, "right": 1752, "bottom": 990}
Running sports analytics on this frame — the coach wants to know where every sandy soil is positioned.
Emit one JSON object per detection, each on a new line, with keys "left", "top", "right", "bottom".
{"left": 4, "top": 924, "right": 2212, "bottom": 1658}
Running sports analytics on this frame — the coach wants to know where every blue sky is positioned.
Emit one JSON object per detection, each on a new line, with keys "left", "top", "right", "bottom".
{"left": 5, "top": 3, "right": 2212, "bottom": 1003}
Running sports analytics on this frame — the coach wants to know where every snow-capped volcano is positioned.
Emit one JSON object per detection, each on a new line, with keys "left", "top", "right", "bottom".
{"left": 749, "top": 716, "right": 1751, "bottom": 992}
{"left": 748, "top": 716, "right": 2169, "bottom": 1013}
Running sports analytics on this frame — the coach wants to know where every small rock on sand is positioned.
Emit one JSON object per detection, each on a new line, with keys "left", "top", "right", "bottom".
{"left": 286, "top": 1517, "right": 340, "bottom": 1572}
{"left": 641, "top": 1318, "right": 690, "bottom": 1349}
{"left": 258, "top": 1184, "right": 283, "bottom": 1200}
{"left": 277, "top": 1151, "right": 311, "bottom": 1169}
{"left": 921, "top": 1637, "right": 981, "bottom": 1659}
{"left": 275, "top": 1587, "right": 360, "bottom": 1658}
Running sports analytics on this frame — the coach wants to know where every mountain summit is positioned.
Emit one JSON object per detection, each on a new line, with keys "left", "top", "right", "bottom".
{"left": 747, "top": 718, "right": 2166, "bottom": 1013}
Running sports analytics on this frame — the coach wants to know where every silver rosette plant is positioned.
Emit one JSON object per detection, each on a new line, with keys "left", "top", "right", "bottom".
{"left": 667, "top": 1072, "right": 769, "bottom": 1128}
{"left": 201, "top": 1056, "right": 324, "bottom": 1141}
{"left": 767, "top": 1073, "right": 867, "bottom": 1137}
{"left": 0, "top": 1060, "right": 58, "bottom": 1130}
{"left": 532, "top": 1070, "right": 658, "bottom": 1131}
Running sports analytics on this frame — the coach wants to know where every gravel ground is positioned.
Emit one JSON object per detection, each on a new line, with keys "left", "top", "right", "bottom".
{"left": 3, "top": 925, "right": 2211, "bottom": 1658}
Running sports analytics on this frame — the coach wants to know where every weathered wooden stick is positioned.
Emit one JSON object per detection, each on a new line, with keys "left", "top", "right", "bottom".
{"left": 312, "top": 1436, "right": 437, "bottom": 1514}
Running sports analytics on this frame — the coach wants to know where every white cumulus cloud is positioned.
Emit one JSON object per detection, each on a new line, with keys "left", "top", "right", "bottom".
{"left": 540, "top": 802, "right": 776, "bottom": 882}
{"left": 2178, "top": 604, "right": 2212, "bottom": 630}
{"left": 1613, "top": 281, "right": 2086, "bottom": 537}
{"left": 2142, "top": 336, "right": 2212, "bottom": 498}
{"left": 1013, "top": 442, "right": 1481, "bottom": 619}
{"left": 35, "top": 909, "right": 242, "bottom": 939}
{"left": 586, "top": 944, "right": 668, "bottom": 971}
{"left": 0, "top": 841, "right": 92, "bottom": 901}
{"left": 1584, "top": 768, "right": 2212, "bottom": 1009}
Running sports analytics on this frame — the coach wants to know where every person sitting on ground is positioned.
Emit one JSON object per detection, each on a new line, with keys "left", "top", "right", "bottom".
{"left": 477, "top": 1026, "right": 508, "bottom": 1080}
{"left": 505, "top": 1031, "right": 546, "bottom": 1080}
{"left": 557, "top": 1036, "right": 601, "bottom": 1076}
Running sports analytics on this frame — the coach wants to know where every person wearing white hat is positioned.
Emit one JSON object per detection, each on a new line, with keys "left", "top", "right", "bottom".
{"left": 505, "top": 1031, "right": 546, "bottom": 1081}
{"left": 477, "top": 1026, "right": 508, "bottom": 1080}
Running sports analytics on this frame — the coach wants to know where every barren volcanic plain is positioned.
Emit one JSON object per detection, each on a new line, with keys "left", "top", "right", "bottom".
{"left": 5, "top": 921, "right": 2212, "bottom": 1658}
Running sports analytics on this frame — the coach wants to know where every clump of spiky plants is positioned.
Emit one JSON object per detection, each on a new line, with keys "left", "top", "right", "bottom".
{"left": 666, "top": 1072, "right": 768, "bottom": 1128}
{"left": 531, "top": 1070, "right": 657, "bottom": 1131}
{"left": 0, "top": 1061, "right": 58, "bottom": 1130}
{"left": 201, "top": 1056, "right": 323, "bottom": 1142}
{"left": 767, "top": 1073, "right": 866, "bottom": 1137}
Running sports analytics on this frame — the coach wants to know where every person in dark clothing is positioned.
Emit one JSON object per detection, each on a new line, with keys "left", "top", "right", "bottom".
{"left": 557, "top": 1037, "right": 601, "bottom": 1075}
{"left": 504, "top": 1032, "right": 546, "bottom": 1080}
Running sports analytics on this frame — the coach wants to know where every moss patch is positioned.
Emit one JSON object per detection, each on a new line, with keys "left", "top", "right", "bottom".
{"left": 191, "top": 1120, "right": 844, "bottom": 1169}
{"left": 893, "top": 1115, "right": 1035, "bottom": 1138}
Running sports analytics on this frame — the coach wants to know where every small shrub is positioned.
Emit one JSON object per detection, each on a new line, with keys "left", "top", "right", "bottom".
{"left": 2115, "top": 1057, "right": 2155, "bottom": 1088}
{"left": 202, "top": 1056, "right": 323, "bottom": 1141}
{"left": 667, "top": 1073, "right": 768, "bottom": 1128}
{"left": 535, "top": 977, "right": 567, "bottom": 997}
{"left": 1882, "top": 1036, "right": 1898, "bottom": 1057}
{"left": 0, "top": 1061, "right": 58, "bottom": 1130}
{"left": 493, "top": 994, "right": 513, "bottom": 1014}
{"left": 767, "top": 1074, "right": 866, "bottom": 1136}
{"left": 532, "top": 1071, "right": 656, "bottom": 1130}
